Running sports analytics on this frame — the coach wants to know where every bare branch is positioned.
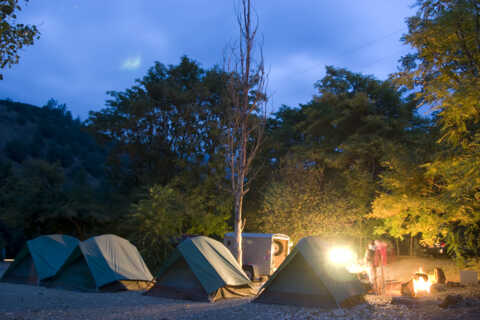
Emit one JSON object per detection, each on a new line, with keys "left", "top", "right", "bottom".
{"left": 223, "top": 0, "right": 267, "bottom": 265}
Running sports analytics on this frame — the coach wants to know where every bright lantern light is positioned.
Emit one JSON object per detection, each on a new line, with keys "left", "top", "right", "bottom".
{"left": 329, "top": 247, "right": 356, "bottom": 266}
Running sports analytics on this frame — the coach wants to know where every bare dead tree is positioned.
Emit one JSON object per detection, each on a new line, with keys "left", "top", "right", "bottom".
{"left": 224, "top": 0, "right": 267, "bottom": 266}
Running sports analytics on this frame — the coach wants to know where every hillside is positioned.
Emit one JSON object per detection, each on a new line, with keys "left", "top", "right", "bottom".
{"left": 0, "top": 99, "right": 112, "bottom": 256}
{"left": 0, "top": 99, "right": 105, "bottom": 178}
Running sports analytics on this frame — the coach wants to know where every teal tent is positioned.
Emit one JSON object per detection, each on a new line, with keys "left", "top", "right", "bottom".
{"left": 146, "top": 236, "right": 256, "bottom": 302}
{"left": 1, "top": 234, "right": 79, "bottom": 285}
{"left": 44, "top": 234, "right": 153, "bottom": 291}
{"left": 255, "top": 236, "right": 366, "bottom": 308}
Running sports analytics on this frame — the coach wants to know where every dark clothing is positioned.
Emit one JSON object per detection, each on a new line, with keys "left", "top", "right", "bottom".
{"left": 365, "top": 248, "right": 376, "bottom": 264}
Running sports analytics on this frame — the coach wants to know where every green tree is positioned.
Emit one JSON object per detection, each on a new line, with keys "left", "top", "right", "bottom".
{"left": 394, "top": 0, "right": 480, "bottom": 261}
{"left": 0, "top": 159, "right": 112, "bottom": 241}
{"left": 0, "top": 0, "right": 40, "bottom": 79}
{"left": 0, "top": 159, "right": 66, "bottom": 237}
{"left": 259, "top": 67, "right": 423, "bottom": 246}
{"left": 87, "top": 56, "right": 231, "bottom": 192}
{"left": 128, "top": 181, "right": 230, "bottom": 272}
{"left": 370, "top": 122, "right": 444, "bottom": 253}
{"left": 259, "top": 155, "right": 363, "bottom": 244}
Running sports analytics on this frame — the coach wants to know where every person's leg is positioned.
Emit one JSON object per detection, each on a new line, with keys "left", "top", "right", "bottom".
{"left": 372, "top": 265, "right": 378, "bottom": 294}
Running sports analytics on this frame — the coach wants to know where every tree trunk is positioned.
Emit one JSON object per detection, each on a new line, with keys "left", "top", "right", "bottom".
{"left": 410, "top": 235, "right": 414, "bottom": 256}
{"left": 395, "top": 238, "right": 400, "bottom": 256}
{"left": 233, "top": 192, "right": 244, "bottom": 265}
{"left": 225, "top": 0, "right": 266, "bottom": 267}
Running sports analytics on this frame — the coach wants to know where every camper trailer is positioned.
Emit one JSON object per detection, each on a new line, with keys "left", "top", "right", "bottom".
{"left": 224, "top": 233, "right": 291, "bottom": 281}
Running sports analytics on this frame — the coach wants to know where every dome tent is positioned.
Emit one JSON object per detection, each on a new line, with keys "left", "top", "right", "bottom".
{"left": 44, "top": 234, "right": 153, "bottom": 291}
{"left": 255, "top": 236, "right": 366, "bottom": 308}
{"left": 1, "top": 234, "right": 79, "bottom": 285}
{"left": 146, "top": 236, "right": 256, "bottom": 302}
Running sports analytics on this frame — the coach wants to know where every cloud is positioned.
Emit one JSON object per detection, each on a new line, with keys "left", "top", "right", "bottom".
{"left": 121, "top": 56, "right": 141, "bottom": 70}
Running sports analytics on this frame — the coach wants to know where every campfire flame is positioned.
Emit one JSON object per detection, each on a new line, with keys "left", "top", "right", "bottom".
{"left": 412, "top": 267, "right": 432, "bottom": 296}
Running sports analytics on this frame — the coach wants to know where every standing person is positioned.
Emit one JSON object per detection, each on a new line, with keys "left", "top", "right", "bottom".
{"left": 364, "top": 241, "right": 378, "bottom": 294}
{"left": 375, "top": 240, "right": 387, "bottom": 294}
{"left": 375, "top": 240, "right": 388, "bottom": 265}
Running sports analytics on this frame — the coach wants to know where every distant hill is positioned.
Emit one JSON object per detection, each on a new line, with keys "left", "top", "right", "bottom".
{"left": 0, "top": 99, "right": 106, "bottom": 182}
{"left": 0, "top": 99, "right": 113, "bottom": 256}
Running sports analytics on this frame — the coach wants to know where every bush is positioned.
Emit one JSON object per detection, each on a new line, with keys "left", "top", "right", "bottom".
{"left": 128, "top": 183, "right": 230, "bottom": 273}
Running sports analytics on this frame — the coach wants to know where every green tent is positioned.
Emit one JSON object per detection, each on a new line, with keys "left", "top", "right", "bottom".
{"left": 255, "top": 236, "right": 366, "bottom": 308}
{"left": 44, "top": 234, "right": 153, "bottom": 292}
{"left": 146, "top": 236, "right": 256, "bottom": 302}
{"left": 1, "top": 234, "right": 79, "bottom": 285}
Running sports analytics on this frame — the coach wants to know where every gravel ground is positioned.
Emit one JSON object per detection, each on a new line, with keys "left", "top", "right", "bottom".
{"left": 1, "top": 260, "right": 480, "bottom": 319}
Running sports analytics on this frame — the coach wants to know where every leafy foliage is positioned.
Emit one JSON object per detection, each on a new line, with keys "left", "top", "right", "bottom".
{"left": 0, "top": 0, "right": 40, "bottom": 79}
{"left": 87, "top": 57, "right": 235, "bottom": 269}
{"left": 128, "top": 182, "right": 230, "bottom": 273}
{"left": 87, "top": 56, "right": 230, "bottom": 192}
{"left": 370, "top": 123, "right": 445, "bottom": 243}
{"left": 0, "top": 100, "right": 115, "bottom": 246}
{"left": 0, "top": 157, "right": 115, "bottom": 240}
{"left": 391, "top": 0, "right": 480, "bottom": 262}
{"left": 258, "top": 67, "right": 423, "bottom": 245}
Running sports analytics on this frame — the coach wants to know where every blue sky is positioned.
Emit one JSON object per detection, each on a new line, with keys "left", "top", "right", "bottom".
{"left": 1, "top": 0, "right": 417, "bottom": 119}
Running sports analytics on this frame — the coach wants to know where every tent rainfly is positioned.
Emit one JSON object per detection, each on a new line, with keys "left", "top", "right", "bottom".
{"left": 145, "top": 236, "right": 256, "bottom": 302}
{"left": 43, "top": 234, "right": 153, "bottom": 291}
{"left": 1, "top": 234, "right": 79, "bottom": 285}
{"left": 255, "top": 236, "right": 366, "bottom": 308}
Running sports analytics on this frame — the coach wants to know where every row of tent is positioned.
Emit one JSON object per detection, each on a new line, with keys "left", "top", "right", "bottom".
{"left": 1, "top": 234, "right": 366, "bottom": 308}
{"left": 1, "top": 234, "right": 153, "bottom": 291}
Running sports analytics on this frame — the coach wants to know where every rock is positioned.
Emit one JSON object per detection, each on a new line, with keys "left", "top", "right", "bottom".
{"left": 438, "top": 294, "right": 463, "bottom": 308}
{"left": 431, "top": 283, "right": 447, "bottom": 293}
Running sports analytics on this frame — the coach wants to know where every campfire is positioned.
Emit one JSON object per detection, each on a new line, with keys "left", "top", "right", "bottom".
{"left": 412, "top": 267, "right": 432, "bottom": 296}
{"left": 399, "top": 266, "right": 446, "bottom": 298}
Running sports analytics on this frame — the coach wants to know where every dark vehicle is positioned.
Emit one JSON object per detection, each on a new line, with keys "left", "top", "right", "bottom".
{"left": 419, "top": 240, "right": 448, "bottom": 258}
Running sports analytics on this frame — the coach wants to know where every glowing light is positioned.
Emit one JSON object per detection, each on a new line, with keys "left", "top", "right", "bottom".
{"left": 413, "top": 267, "right": 432, "bottom": 295}
{"left": 329, "top": 247, "right": 356, "bottom": 266}
{"left": 346, "top": 263, "right": 368, "bottom": 274}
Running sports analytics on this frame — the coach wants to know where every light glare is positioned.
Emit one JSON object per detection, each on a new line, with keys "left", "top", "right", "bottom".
{"left": 329, "top": 247, "right": 356, "bottom": 266}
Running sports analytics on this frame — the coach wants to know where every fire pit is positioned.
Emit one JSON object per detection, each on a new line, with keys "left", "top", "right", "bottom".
{"left": 400, "top": 267, "right": 439, "bottom": 297}
{"left": 412, "top": 268, "right": 432, "bottom": 296}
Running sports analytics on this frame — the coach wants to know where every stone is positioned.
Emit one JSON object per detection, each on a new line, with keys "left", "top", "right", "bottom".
{"left": 438, "top": 294, "right": 463, "bottom": 309}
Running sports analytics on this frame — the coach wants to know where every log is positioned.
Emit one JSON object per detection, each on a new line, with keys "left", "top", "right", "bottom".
{"left": 401, "top": 280, "right": 415, "bottom": 297}
{"left": 433, "top": 267, "right": 446, "bottom": 284}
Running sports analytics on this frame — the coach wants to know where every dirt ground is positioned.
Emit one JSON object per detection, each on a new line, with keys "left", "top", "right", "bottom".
{"left": 1, "top": 258, "right": 480, "bottom": 320}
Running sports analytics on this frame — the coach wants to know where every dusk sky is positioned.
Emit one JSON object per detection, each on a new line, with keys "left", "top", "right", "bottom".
{"left": 1, "top": 1, "right": 417, "bottom": 119}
